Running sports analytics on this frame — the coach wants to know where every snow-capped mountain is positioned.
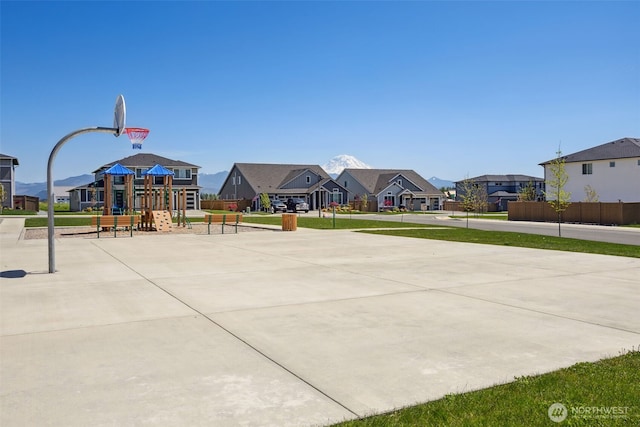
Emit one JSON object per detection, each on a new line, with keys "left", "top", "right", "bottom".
{"left": 322, "top": 154, "right": 372, "bottom": 176}
{"left": 428, "top": 176, "right": 455, "bottom": 189}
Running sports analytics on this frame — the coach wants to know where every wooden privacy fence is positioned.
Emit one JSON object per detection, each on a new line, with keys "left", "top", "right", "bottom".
{"left": 201, "top": 199, "right": 251, "bottom": 212}
{"left": 443, "top": 201, "right": 498, "bottom": 213}
{"left": 13, "top": 195, "right": 39, "bottom": 211}
{"left": 349, "top": 201, "right": 376, "bottom": 212}
{"left": 508, "top": 201, "right": 640, "bottom": 225}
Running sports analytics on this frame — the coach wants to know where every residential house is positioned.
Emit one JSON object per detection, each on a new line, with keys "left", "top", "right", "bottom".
{"left": 336, "top": 169, "right": 444, "bottom": 211}
{"left": 455, "top": 174, "right": 545, "bottom": 211}
{"left": 540, "top": 137, "right": 640, "bottom": 202}
{"left": 218, "top": 163, "right": 347, "bottom": 211}
{"left": 0, "top": 153, "right": 19, "bottom": 209}
{"left": 68, "top": 153, "right": 201, "bottom": 212}
{"left": 52, "top": 186, "right": 74, "bottom": 204}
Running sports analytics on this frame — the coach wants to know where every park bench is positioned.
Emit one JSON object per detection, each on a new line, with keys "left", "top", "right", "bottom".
{"left": 91, "top": 215, "right": 141, "bottom": 238}
{"left": 204, "top": 213, "right": 243, "bottom": 234}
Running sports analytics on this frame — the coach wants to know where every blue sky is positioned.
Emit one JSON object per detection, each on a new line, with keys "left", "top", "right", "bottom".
{"left": 2, "top": 1, "right": 639, "bottom": 183}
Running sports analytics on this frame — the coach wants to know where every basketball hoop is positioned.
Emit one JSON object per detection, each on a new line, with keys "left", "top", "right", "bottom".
{"left": 123, "top": 128, "right": 149, "bottom": 149}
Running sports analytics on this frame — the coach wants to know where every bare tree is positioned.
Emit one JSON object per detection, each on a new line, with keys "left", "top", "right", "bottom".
{"left": 544, "top": 150, "right": 571, "bottom": 237}
{"left": 584, "top": 185, "right": 599, "bottom": 202}
{"left": 473, "top": 184, "right": 488, "bottom": 214}
{"left": 360, "top": 193, "right": 368, "bottom": 212}
{"left": 518, "top": 181, "right": 537, "bottom": 201}
{"left": 0, "top": 183, "right": 6, "bottom": 213}
{"left": 458, "top": 177, "right": 477, "bottom": 228}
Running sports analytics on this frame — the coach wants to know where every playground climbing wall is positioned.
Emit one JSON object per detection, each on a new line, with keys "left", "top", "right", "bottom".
{"left": 152, "top": 211, "right": 173, "bottom": 232}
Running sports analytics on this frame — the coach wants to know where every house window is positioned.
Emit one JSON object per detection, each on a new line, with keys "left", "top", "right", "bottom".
{"left": 397, "top": 179, "right": 402, "bottom": 186}
{"left": 306, "top": 175, "right": 310, "bottom": 184}
{"left": 495, "top": 182, "right": 502, "bottom": 186}
{"left": 136, "top": 168, "right": 148, "bottom": 178}
{"left": 330, "top": 189, "right": 343, "bottom": 204}
{"left": 582, "top": 163, "right": 593, "bottom": 175}
{"left": 609, "top": 161, "right": 615, "bottom": 167}
{"left": 344, "top": 181, "right": 348, "bottom": 188}
{"left": 237, "top": 175, "right": 241, "bottom": 185}
{"left": 172, "top": 169, "right": 191, "bottom": 179}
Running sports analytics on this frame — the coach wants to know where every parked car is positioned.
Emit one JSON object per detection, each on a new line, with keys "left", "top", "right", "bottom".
{"left": 286, "top": 198, "right": 309, "bottom": 213}
{"left": 271, "top": 199, "right": 287, "bottom": 213}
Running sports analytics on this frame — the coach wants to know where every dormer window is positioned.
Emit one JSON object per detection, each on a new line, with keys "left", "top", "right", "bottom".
{"left": 306, "top": 175, "right": 310, "bottom": 184}
{"left": 397, "top": 179, "right": 402, "bottom": 186}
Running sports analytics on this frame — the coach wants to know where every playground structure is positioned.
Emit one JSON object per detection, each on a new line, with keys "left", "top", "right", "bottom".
{"left": 103, "top": 163, "right": 134, "bottom": 215}
{"left": 101, "top": 162, "right": 188, "bottom": 231}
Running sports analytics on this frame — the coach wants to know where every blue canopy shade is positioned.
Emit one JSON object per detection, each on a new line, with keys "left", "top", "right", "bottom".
{"left": 104, "top": 163, "right": 134, "bottom": 176}
{"left": 143, "top": 164, "right": 175, "bottom": 176}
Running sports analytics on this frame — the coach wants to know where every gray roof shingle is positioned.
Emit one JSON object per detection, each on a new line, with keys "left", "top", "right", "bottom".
{"left": 93, "top": 153, "right": 200, "bottom": 173}
{"left": 539, "top": 137, "right": 640, "bottom": 165}
{"left": 457, "top": 174, "right": 544, "bottom": 183}
{"left": 343, "top": 169, "right": 443, "bottom": 195}
{"left": 233, "top": 163, "right": 330, "bottom": 194}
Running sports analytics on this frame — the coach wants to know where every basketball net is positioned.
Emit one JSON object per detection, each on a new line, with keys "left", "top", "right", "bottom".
{"left": 124, "top": 128, "right": 150, "bottom": 149}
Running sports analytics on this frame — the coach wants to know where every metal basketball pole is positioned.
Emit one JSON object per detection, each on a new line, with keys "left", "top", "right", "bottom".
{"left": 47, "top": 127, "right": 117, "bottom": 273}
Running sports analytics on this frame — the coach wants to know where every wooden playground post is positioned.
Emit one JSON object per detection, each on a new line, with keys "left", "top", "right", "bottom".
{"left": 143, "top": 174, "right": 153, "bottom": 230}
{"left": 182, "top": 188, "right": 187, "bottom": 227}
{"left": 125, "top": 174, "right": 133, "bottom": 214}
{"left": 165, "top": 175, "right": 173, "bottom": 213}
{"left": 104, "top": 172, "right": 112, "bottom": 215}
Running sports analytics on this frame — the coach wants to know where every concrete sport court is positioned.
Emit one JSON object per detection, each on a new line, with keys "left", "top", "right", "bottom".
{"left": 1, "top": 217, "right": 639, "bottom": 426}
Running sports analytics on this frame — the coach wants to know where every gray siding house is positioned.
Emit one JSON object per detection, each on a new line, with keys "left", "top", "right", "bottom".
{"left": 455, "top": 174, "right": 545, "bottom": 211}
{"left": 68, "top": 153, "right": 201, "bottom": 212}
{"left": 0, "top": 154, "right": 19, "bottom": 209}
{"left": 218, "top": 163, "right": 347, "bottom": 211}
{"left": 336, "top": 169, "right": 445, "bottom": 211}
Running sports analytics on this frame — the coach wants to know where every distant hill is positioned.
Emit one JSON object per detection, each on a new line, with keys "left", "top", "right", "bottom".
{"left": 198, "top": 171, "right": 228, "bottom": 195}
{"left": 15, "top": 172, "right": 228, "bottom": 198}
{"left": 16, "top": 174, "right": 94, "bottom": 198}
{"left": 428, "top": 176, "right": 455, "bottom": 189}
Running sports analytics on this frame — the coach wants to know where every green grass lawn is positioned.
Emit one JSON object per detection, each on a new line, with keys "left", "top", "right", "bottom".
{"left": 449, "top": 213, "right": 509, "bottom": 220}
{"left": 52, "top": 211, "right": 102, "bottom": 215}
{"left": 332, "top": 349, "right": 640, "bottom": 427}
{"left": 0, "top": 209, "right": 38, "bottom": 215}
{"left": 25, "top": 217, "right": 92, "bottom": 227}
{"left": 242, "top": 216, "right": 434, "bottom": 230}
{"left": 361, "top": 228, "right": 640, "bottom": 258}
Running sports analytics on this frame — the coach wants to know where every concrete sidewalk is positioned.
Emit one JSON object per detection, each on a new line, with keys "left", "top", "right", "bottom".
{"left": 1, "top": 218, "right": 639, "bottom": 426}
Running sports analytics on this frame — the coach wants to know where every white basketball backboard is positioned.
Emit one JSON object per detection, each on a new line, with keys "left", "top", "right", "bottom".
{"left": 113, "top": 95, "right": 126, "bottom": 137}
